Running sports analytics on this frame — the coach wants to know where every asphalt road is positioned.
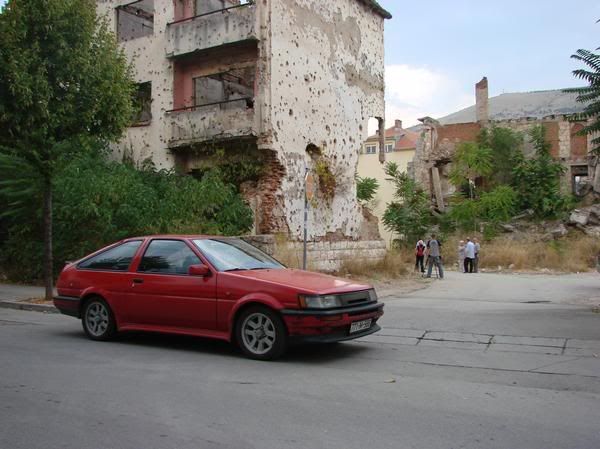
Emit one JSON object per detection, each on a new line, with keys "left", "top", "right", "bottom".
{"left": 1, "top": 272, "right": 599, "bottom": 449}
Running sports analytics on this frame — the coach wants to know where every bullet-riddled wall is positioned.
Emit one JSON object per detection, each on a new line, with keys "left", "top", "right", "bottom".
{"left": 95, "top": 0, "right": 389, "bottom": 242}
{"left": 270, "top": 0, "right": 387, "bottom": 239}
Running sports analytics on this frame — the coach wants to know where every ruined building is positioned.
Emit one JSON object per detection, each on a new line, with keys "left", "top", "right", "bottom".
{"left": 97, "top": 0, "right": 392, "bottom": 268}
{"left": 411, "top": 78, "right": 598, "bottom": 211}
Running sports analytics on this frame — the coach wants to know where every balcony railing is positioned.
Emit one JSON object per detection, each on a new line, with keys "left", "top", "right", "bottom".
{"left": 166, "top": 2, "right": 257, "bottom": 58}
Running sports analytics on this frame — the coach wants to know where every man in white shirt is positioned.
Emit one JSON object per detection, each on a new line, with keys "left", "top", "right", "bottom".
{"left": 464, "top": 238, "right": 475, "bottom": 273}
{"left": 473, "top": 238, "right": 481, "bottom": 273}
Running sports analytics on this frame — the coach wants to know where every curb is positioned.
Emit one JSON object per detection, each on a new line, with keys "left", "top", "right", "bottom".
{"left": 0, "top": 300, "right": 58, "bottom": 313}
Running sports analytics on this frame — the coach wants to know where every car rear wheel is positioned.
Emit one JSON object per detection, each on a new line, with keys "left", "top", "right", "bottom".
{"left": 236, "top": 306, "right": 287, "bottom": 361}
{"left": 82, "top": 297, "right": 116, "bottom": 341}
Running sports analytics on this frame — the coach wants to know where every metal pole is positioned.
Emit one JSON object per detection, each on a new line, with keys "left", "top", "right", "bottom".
{"left": 303, "top": 167, "right": 308, "bottom": 270}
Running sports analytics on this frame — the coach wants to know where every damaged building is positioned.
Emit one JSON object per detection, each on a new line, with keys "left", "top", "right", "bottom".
{"left": 97, "top": 0, "right": 392, "bottom": 269}
{"left": 411, "top": 77, "right": 599, "bottom": 211}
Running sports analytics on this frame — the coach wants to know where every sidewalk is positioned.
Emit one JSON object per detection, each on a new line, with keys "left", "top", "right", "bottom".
{"left": 0, "top": 283, "right": 57, "bottom": 313}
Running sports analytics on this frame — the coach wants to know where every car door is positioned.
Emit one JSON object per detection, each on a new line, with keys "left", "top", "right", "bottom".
{"left": 124, "top": 239, "right": 217, "bottom": 331}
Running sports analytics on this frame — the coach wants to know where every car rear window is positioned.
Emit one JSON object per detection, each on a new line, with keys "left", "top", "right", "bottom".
{"left": 78, "top": 241, "right": 142, "bottom": 271}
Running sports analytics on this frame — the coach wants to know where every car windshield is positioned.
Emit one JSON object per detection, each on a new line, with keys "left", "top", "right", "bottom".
{"left": 193, "top": 238, "right": 285, "bottom": 272}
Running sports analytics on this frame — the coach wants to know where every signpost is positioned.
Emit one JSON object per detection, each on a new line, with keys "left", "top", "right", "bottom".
{"left": 303, "top": 169, "right": 315, "bottom": 270}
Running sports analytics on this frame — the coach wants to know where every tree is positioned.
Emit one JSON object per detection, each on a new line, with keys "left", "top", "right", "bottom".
{"left": 565, "top": 46, "right": 600, "bottom": 154}
{"left": 448, "top": 142, "right": 494, "bottom": 199}
{"left": 0, "top": 0, "right": 134, "bottom": 300}
{"left": 356, "top": 176, "right": 379, "bottom": 207}
{"left": 478, "top": 126, "right": 523, "bottom": 185}
{"left": 382, "top": 162, "right": 431, "bottom": 244}
{"left": 512, "top": 125, "right": 570, "bottom": 218}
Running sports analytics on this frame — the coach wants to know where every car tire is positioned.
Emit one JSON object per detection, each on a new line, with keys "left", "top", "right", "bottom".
{"left": 81, "top": 297, "right": 117, "bottom": 341}
{"left": 236, "top": 305, "right": 287, "bottom": 361}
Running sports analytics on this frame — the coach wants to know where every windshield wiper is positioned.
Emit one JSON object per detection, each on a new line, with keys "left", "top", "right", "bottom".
{"left": 224, "top": 268, "right": 250, "bottom": 272}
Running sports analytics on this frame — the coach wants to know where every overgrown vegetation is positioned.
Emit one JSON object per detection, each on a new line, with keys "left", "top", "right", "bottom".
{"left": 445, "top": 125, "right": 572, "bottom": 235}
{"left": 0, "top": 150, "right": 253, "bottom": 282}
{"left": 512, "top": 125, "right": 572, "bottom": 218}
{"left": 382, "top": 162, "right": 432, "bottom": 243}
{"left": 314, "top": 156, "right": 337, "bottom": 200}
{"left": 0, "top": 0, "right": 134, "bottom": 298}
{"left": 478, "top": 126, "right": 523, "bottom": 185}
{"left": 448, "top": 141, "right": 493, "bottom": 198}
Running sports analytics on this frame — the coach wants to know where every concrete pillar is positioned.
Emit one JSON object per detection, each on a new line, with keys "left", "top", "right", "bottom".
{"left": 476, "top": 77, "right": 489, "bottom": 125}
{"left": 431, "top": 166, "right": 445, "bottom": 212}
{"left": 378, "top": 117, "right": 386, "bottom": 164}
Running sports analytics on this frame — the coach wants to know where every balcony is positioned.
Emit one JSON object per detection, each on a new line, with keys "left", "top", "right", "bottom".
{"left": 166, "top": 3, "right": 257, "bottom": 58}
{"left": 168, "top": 100, "right": 257, "bottom": 148}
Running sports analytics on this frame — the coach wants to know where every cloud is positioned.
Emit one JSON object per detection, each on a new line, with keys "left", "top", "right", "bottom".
{"left": 383, "top": 64, "right": 474, "bottom": 128}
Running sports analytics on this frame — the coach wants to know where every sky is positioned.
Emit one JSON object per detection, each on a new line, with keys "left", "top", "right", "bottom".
{"left": 379, "top": 0, "right": 600, "bottom": 127}
{"left": 1, "top": 0, "right": 598, "bottom": 128}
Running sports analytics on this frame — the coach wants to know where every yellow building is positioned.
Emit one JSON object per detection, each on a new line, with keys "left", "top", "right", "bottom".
{"left": 357, "top": 120, "right": 418, "bottom": 247}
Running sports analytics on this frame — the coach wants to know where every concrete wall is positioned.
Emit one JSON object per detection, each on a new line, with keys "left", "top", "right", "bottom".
{"left": 97, "top": 0, "right": 387, "bottom": 247}
{"left": 268, "top": 0, "right": 386, "bottom": 240}
{"left": 244, "top": 235, "right": 387, "bottom": 272}
{"left": 357, "top": 149, "right": 415, "bottom": 247}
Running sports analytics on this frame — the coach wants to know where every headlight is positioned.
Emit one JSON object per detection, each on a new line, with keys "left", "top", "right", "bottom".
{"left": 298, "top": 294, "right": 342, "bottom": 309}
{"left": 368, "top": 289, "right": 378, "bottom": 302}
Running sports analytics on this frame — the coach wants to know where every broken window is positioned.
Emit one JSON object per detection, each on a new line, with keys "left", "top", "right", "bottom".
{"left": 132, "top": 82, "right": 152, "bottom": 125}
{"left": 572, "top": 165, "right": 589, "bottom": 196}
{"left": 193, "top": 67, "right": 255, "bottom": 109}
{"left": 194, "top": 0, "right": 252, "bottom": 16}
{"left": 116, "top": 0, "right": 154, "bottom": 42}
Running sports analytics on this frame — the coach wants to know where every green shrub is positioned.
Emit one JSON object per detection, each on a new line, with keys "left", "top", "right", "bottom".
{"left": 356, "top": 176, "right": 379, "bottom": 204}
{"left": 0, "top": 152, "right": 253, "bottom": 282}
{"left": 512, "top": 125, "right": 572, "bottom": 219}
{"left": 382, "top": 162, "right": 432, "bottom": 243}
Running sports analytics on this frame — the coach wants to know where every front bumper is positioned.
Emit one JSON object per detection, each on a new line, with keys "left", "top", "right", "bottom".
{"left": 53, "top": 295, "right": 80, "bottom": 318}
{"left": 281, "top": 302, "right": 384, "bottom": 343}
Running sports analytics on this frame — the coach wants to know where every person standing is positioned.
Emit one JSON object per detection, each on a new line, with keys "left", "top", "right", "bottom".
{"left": 464, "top": 238, "right": 475, "bottom": 273}
{"left": 473, "top": 238, "right": 481, "bottom": 273}
{"left": 415, "top": 239, "right": 426, "bottom": 273}
{"left": 426, "top": 234, "right": 444, "bottom": 279}
{"left": 458, "top": 240, "right": 466, "bottom": 273}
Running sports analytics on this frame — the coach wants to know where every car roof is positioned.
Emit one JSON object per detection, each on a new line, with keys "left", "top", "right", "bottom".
{"left": 124, "top": 235, "right": 234, "bottom": 241}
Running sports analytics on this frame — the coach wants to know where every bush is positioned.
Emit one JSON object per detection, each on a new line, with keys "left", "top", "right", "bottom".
{"left": 382, "top": 162, "right": 432, "bottom": 243}
{"left": 512, "top": 125, "right": 573, "bottom": 219}
{"left": 356, "top": 176, "right": 379, "bottom": 205}
{"left": 0, "top": 152, "right": 253, "bottom": 282}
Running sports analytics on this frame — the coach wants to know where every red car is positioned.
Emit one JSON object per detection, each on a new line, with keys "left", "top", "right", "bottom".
{"left": 54, "top": 236, "right": 384, "bottom": 360}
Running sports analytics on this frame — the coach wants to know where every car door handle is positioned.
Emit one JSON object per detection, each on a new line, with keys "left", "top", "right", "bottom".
{"left": 132, "top": 278, "right": 144, "bottom": 284}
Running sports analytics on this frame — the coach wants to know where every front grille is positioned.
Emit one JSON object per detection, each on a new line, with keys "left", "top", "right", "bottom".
{"left": 338, "top": 290, "right": 371, "bottom": 307}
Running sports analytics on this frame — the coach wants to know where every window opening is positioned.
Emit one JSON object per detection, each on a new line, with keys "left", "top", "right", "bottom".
{"left": 132, "top": 82, "right": 152, "bottom": 125}
{"left": 192, "top": 67, "right": 255, "bottom": 110}
{"left": 117, "top": 0, "right": 154, "bottom": 42}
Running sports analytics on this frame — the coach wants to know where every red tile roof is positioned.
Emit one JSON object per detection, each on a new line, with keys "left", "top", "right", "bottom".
{"left": 366, "top": 126, "right": 419, "bottom": 151}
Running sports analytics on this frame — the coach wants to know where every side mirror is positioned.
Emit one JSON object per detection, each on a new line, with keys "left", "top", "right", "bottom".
{"left": 189, "top": 264, "right": 210, "bottom": 277}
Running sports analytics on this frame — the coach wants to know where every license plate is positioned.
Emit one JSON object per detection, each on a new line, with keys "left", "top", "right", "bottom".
{"left": 349, "top": 319, "right": 372, "bottom": 334}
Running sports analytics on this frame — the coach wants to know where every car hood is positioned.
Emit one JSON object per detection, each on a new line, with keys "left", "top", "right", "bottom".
{"left": 229, "top": 269, "right": 372, "bottom": 295}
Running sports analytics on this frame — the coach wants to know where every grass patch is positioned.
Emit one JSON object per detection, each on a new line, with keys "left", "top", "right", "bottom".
{"left": 337, "top": 250, "right": 412, "bottom": 281}
{"left": 441, "top": 233, "right": 600, "bottom": 272}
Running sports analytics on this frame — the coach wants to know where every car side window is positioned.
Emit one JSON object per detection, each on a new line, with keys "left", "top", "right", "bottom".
{"left": 138, "top": 240, "right": 201, "bottom": 275}
{"left": 78, "top": 241, "right": 142, "bottom": 271}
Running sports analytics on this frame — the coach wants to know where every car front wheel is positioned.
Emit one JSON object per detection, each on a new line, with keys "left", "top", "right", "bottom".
{"left": 236, "top": 306, "right": 287, "bottom": 361}
{"left": 82, "top": 297, "right": 116, "bottom": 341}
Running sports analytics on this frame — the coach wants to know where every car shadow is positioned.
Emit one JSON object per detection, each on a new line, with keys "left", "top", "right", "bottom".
{"left": 51, "top": 328, "right": 370, "bottom": 363}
